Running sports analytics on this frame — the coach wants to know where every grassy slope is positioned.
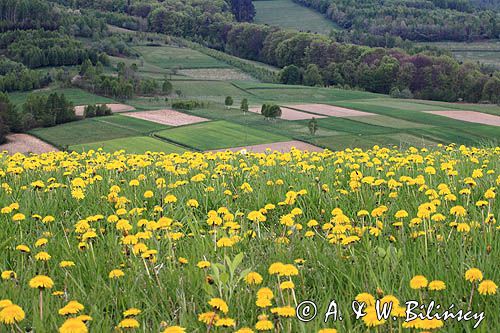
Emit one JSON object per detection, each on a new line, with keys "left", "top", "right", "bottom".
{"left": 154, "top": 120, "right": 290, "bottom": 150}
{"left": 30, "top": 115, "right": 169, "bottom": 148}
{"left": 253, "top": 0, "right": 338, "bottom": 34}
{"left": 70, "top": 136, "right": 187, "bottom": 154}
{"left": 419, "top": 40, "right": 500, "bottom": 69}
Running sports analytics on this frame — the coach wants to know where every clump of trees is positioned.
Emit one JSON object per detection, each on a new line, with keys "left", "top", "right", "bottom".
{"left": 76, "top": 60, "right": 165, "bottom": 100}
{"left": 83, "top": 104, "right": 112, "bottom": 118}
{"left": 172, "top": 100, "right": 207, "bottom": 110}
{"left": 225, "top": 96, "right": 234, "bottom": 109}
{"left": 0, "top": 92, "right": 75, "bottom": 137}
{"left": 261, "top": 104, "right": 282, "bottom": 120}
{"left": 0, "top": 57, "right": 52, "bottom": 92}
{"left": 0, "top": 30, "right": 107, "bottom": 69}
{"left": 0, "top": 92, "right": 15, "bottom": 144}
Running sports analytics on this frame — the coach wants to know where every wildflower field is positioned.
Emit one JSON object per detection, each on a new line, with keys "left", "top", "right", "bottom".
{"left": 0, "top": 145, "right": 499, "bottom": 332}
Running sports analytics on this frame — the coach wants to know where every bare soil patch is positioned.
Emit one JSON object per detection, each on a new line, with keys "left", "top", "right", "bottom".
{"left": 287, "top": 104, "right": 375, "bottom": 117}
{"left": 124, "top": 109, "right": 209, "bottom": 126}
{"left": 248, "top": 107, "right": 326, "bottom": 121}
{"left": 0, "top": 134, "right": 58, "bottom": 154}
{"left": 74, "top": 104, "right": 135, "bottom": 116}
{"left": 209, "top": 140, "right": 323, "bottom": 153}
{"left": 424, "top": 111, "right": 500, "bottom": 127}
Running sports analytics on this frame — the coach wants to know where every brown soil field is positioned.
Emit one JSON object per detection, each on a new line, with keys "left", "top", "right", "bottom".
{"left": 124, "top": 109, "right": 209, "bottom": 126}
{"left": 209, "top": 140, "right": 323, "bottom": 153}
{"left": 0, "top": 134, "right": 58, "bottom": 154}
{"left": 287, "top": 104, "right": 375, "bottom": 117}
{"left": 424, "top": 111, "right": 500, "bottom": 127}
{"left": 74, "top": 104, "right": 135, "bottom": 116}
{"left": 248, "top": 107, "right": 326, "bottom": 121}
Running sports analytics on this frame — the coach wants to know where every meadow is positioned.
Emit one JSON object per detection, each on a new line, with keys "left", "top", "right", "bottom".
{"left": 419, "top": 40, "right": 500, "bottom": 69}
{"left": 253, "top": 0, "right": 338, "bottom": 34}
{"left": 0, "top": 145, "right": 498, "bottom": 332}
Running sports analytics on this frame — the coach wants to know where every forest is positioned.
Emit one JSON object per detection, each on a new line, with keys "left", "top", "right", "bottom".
{"left": 292, "top": 0, "right": 499, "bottom": 42}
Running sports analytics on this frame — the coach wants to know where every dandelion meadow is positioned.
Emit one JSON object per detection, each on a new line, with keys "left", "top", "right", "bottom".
{"left": 0, "top": 145, "right": 499, "bottom": 332}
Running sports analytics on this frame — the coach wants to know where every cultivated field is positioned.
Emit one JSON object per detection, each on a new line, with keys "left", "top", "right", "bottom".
{"left": 287, "top": 104, "right": 376, "bottom": 117}
{"left": 74, "top": 104, "right": 135, "bottom": 116}
{"left": 425, "top": 111, "right": 500, "bottom": 127}
{"left": 124, "top": 109, "right": 209, "bottom": 126}
{"left": 209, "top": 140, "right": 322, "bottom": 153}
{"left": 248, "top": 106, "right": 326, "bottom": 120}
{"left": 419, "top": 40, "right": 500, "bottom": 69}
{"left": 155, "top": 120, "right": 289, "bottom": 150}
{"left": 0, "top": 146, "right": 498, "bottom": 332}
{"left": 253, "top": 0, "right": 338, "bottom": 34}
{"left": 70, "top": 136, "right": 186, "bottom": 154}
{"left": 0, "top": 134, "right": 58, "bottom": 154}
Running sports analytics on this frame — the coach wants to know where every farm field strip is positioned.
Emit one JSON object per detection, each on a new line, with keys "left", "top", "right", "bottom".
{"left": 70, "top": 136, "right": 187, "bottom": 154}
{"left": 123, "top": 109, "right": 210, "bottom": 126}
{"left": 0, "top": 134, "right": 58, "bottom": 154}
{"left": 74, "top": 104, "right": 135, "bottom": 116}
{"left": 134, "top": 45, "right": 231, "bottom": 69}
{"left": 248, "top": 106, "right": 326, "bottom": 120}
{"left": 285, "top": 103, "right": 376, "bottom": 117}
{"left": 253, "top": 0, "right": 339, "bottom": 34}
{"left": 424, "top": 111, "right": 500, "bottom": 127}
{"left": 208, "top": 140, "right": 323, "bottom": 153}
{"left": 154, "top": 120, "right": 290, "bottom": 151}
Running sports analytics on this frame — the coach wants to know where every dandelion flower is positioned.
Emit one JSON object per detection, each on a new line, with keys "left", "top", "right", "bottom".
{"left": 0, "top": 304, "right": 25, "bottom": 324}
{"left": 465, "top": 268, "right": 483, "bottom": 282}
{"left": 410, "top": 275, "right": 428, "bottom": 289}
{"left": 208, "top": 298, "right": 229, "bottom": 314}
{"left": 478, "top": 280, "right": 497, "bottom": 295}
{"left": 245, "top": 272, "right": 263, "bottom": 285}
{"left": 162, "top": 326, "right": 186, "bottom": 333}
{"left": 118, "top": 318, "right": 140, "bottom": 328}
{"left": 29, "top": 275, "right": 54, "bottom": 289}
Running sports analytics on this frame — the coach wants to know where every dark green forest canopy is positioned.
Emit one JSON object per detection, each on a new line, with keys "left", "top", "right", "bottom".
{"left": 291, "top": 0, "right": 499, "bottom": 42}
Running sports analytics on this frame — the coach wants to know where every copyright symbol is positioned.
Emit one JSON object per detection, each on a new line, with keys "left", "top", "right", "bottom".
{"left": 296, "top": 300, "right": 317, "bottom": 322}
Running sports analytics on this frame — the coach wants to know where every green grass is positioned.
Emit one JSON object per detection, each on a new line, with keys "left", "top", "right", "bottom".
{"left": 1, "top": 146, "right": 499, "bottom": 332}
{"left": 232, "top": 82, "right": 383, "bottom": 102}
{"left": 253, "top": 0, "right": 338, "bottom": 34}
{"left": 70, "top": 136, "right": 187, "bottom": 154}
{"left": 154, "top": 120, "right": 290, "bottom": 150}
{"left": 419, "top": 40, "right": 500, "bottom": 69}
{"left": 8, "top": 87, "right": 116, "bottom": 107}
{"left": 30, "top": 115, "right": 169, "bottom": 148}
{"left": 134, "top": 45, "right": 230, "bottom": 69}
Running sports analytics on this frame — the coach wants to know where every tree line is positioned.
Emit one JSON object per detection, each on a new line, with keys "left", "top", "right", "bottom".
{"left": 292, "top": 0, "right": 499, "bottom": 42}
{"left": 223, "top": 24, "right": 500, "bottom": 103}
{"left": 0, "top": 30, "right": 108, "bottom": 69}
{"left": 0, "top": 91, "right": 76, "bottom": 144}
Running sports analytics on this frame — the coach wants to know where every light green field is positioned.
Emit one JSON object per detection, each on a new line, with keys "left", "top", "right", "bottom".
{"left": 30, "top": 115, "right": 169, "bottom": 148}
{"left": 134, "top": 45, "right": 231, "bottom": 69}
{"left": 253, "top": 0, "right": 338, "bottom": 34}
{"left": 420, "top": 40, "right": 500, "bottom": 69}
{"left": 155, "top": 120, "right": 290, "bottom": 150}
{"left": 70, "top": 136, "right": 187, "bottom": 154}
{"left": 8, "top": 88, "right": 116, "bottom": 106}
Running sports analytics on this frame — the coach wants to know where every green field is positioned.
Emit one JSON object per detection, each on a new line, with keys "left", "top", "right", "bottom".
{"left": 155, "top": 120, "right": 289, "bottom": 150}
{"left": 70, "top": 136, "right": 186, "bottom": 154}
{"left": 30, "top": 115, "right": 169, "bottom": 148}
{"left": 420, "top": 40, "right": 500, "bottom": 69}
{"left": 253, "top": 0, "right": 338, "bottom": 34}
{"left": 134, "top": 45, "right": 231, "bottom": 69}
